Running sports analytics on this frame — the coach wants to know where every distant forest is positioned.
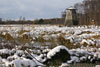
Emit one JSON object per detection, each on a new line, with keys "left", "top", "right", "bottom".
{"left": 75, "top": 0, "right": 100, "bottom": 25}
{"left": 62, "top": 0, "right": 100, "bottom": 25}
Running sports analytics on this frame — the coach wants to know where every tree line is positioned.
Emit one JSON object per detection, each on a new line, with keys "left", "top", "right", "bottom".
{"left": 62, "top": 0, "right": 100, "bottom": 25}
{"left": 75, "top": 0, "right": 100, "bottom": 25}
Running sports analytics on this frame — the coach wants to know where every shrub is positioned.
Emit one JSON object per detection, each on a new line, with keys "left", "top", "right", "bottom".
{"left": 38, "top": 19, "right": 44, "bottom": 24}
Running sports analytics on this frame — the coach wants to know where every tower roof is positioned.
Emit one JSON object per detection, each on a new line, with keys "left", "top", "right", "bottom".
{"left": 66, "top": 7, "right": 76, "bottom": 10}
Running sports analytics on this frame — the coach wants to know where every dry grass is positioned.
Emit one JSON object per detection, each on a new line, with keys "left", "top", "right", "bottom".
{"left": 57, "top": 35, "right": 81, "bottom": 49}
{"left": 90, "top": 35, "right": 100, "bottom": 39}
{"left": 17, "top": 34, "right": 32, "bottom": 44}
{"left": 50, "top": 37, "right": 57, "bottom": 48}
{"left": 18, "top": 30, "right": 30, "bottom": 35}
{"left": 4, "top": 32, "right": 14, "bottom": 41}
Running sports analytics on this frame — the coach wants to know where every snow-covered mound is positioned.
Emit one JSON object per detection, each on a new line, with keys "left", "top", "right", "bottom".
{"left": 42, "top": 45, "right": 71, "bottom": 64}
{"left": 47, "top": 45, "right": 71, "bottom": 59}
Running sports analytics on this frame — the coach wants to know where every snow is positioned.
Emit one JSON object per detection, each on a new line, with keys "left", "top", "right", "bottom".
{"left": 95, "top": 65, "right": 100, "bottom": 67}
{"left": 80, "top": 56, "right": 87, "bottom": 61}
{"left": 67, "top": 56, "right": 80, "bottom": 63}
{"left": 35, "top": 54, "right": 47, "bottom": 63}
{"left": 80, "top": 39, "right": 95, "bottom": 45}
{"left": 60, "top": 63, "right": 69, "bottom": 67}
{"left": 11, "top": 58, "right": 36, "bottom": 67}
{"left": 47, "top": 45, "right": 71, "bottom": 59}
{"left": 42, "top": 49, "right": 51, "bottom": 53}
{"left": 0, "top": 49, "right": 11, "bottom": 54}
{"left": 0, "top": 25, "right": 100, "bottom": 66}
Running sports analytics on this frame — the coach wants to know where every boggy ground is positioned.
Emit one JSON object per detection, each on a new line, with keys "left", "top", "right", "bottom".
{"left": 0, "top": 25, "right": 100, "bottom": 67}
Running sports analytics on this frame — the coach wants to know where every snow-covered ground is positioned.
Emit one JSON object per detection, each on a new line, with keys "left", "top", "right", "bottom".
{"left": 0, "top": 25, "right": 100, "bottom": 66}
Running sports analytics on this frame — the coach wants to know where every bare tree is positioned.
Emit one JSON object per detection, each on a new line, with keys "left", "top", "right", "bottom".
{"left": 73, "top": 0, "right": 100, "bottom": 25}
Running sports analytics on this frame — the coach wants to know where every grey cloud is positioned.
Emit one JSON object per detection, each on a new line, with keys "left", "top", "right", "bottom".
{"left": 0, "top": 0, "right": 83, "bottom": 20}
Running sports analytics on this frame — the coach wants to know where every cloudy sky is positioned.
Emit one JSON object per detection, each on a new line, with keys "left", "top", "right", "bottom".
{"left": 0, "top": 0, "right": 83, "bottom": 20}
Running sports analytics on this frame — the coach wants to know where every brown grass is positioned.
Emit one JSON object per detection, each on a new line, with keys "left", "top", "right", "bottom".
{"left": 4, "top": 32, "right": 14, "bottom": 41}
{"left": 17, "top": 34, "right": 32, "bottom": 44}
{"left": 57, "top": 35, "right": 81, "bottom": 49}
{"left": 18, "top": 30, "right": 30, "bottom": 35}
{"left": 90, "top": 35, "right": 100, "bottom": 39}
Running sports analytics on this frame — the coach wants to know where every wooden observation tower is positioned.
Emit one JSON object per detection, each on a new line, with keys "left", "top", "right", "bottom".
{"left": 64, "top": 7, "right": 79, "bottom": 26}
